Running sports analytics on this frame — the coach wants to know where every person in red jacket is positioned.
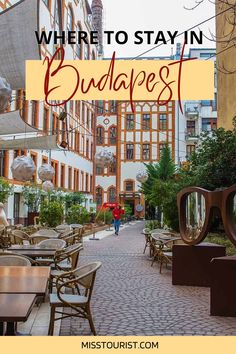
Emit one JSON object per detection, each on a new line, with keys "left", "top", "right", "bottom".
{"left": 112, "top": 205, "right": 125, "bottom": 235}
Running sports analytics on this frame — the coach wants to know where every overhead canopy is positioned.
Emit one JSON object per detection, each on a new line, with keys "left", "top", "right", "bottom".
{"left": 0, "top": 110, "right": 38, "bottom": 135}
{"left": 0, "top": 135, "right": 61, "bottom": 150}
{"left": 0, "top": 0, "right": 40, "bottom": 89}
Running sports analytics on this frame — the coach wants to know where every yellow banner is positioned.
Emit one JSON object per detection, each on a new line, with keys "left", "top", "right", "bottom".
{"left": 1, "top": 336, "right": 236, "bottom": 354}
{"left": 25, "top": 57, "right": 214, "bottom": 102}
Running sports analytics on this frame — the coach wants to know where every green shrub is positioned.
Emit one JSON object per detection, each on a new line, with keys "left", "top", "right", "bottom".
{"left": 145, "top": 220, "right": 162, "bottom": 230}
{"left": 39, "top": 201, "right": 64, "bottom": 227}
{"left": 96, "top": 210, "right": 113, "bottom": 225}
{"left": 66, "top": 204, "right": 90, "bottom": 225}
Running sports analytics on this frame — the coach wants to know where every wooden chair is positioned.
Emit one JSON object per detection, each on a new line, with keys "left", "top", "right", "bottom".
{"left": 142, "top": 228, "right": 151, "bottom": 254}
{"left": 48, "top": 262, "right": 102, "bottom": 336}
{"left": 0, "top": 252, "right": 32, "bottom": 266}
{"left": 159, "top": 238, "right": 183, "bottom": 274}
{"left": 37, "top": 239, "right": 66, "bottom": 250}
{"left": 11, "top": 230, "right": 30, "bottom": 245}
{"left": 49, "top": 244, "right": 83, "bottom": 292}
{"left": 29, "top": 236, "right": 50, "bottom": 245}
{"left": 73, "top": 230, "right": 84, "bottom": 244}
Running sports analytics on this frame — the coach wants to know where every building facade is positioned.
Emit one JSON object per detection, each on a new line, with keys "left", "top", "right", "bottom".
{"left": 216, "top": 0, "right": 236, "bottom": 130}
{"left": 0, "top": 0, "right": 99, "bottom": 224}
{"left": 95, "top": 100, "right": 176, "bottom": 217}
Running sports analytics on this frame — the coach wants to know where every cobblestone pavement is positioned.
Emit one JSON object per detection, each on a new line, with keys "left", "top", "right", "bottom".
{"left": 60, "top": 221, "right": 236, "bottom": 336}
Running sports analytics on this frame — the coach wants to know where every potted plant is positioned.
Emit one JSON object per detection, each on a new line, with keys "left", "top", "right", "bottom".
{"left": 65, "top": 204, "right": 90, "bottom": 225}
{"left": 39, "top": 200, "right": 64, "bottom": 228}
{"left": 22, "top": 183, "right": 44, "bottom": 226}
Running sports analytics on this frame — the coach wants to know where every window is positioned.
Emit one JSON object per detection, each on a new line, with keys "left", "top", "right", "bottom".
{"left": 159, "top": 114, "right": 167, "bottom": 130}
{"left": 96, "top": 127, "right": 104, "bottom": 145}
{"left": 202, "top": 118, "right": 217, "bottom": 132}
{"left": 60, "top": 164, "right": 65, "bottom": 188}
{"left": 159, "top": 144, "right": 165, "bottom": 158}
{"left": 52, "top": 113, "right": 58, "bottom": 135}
{"left": 86, "top": 107, "right": 90, "bottom": 127}
{"left": 212, "top": 93, "right": 217, "bottom": 111}
{"left": 109, "top": 158, "right": 116, "bottom": 174}
{"left": 68, "top": 167, "right": 72, "bottom": 190}
{"left": 81, "top": 171, "right": 84, "bottom": 191}
{"left": 90, "top": 175, "right": 93, "bottom": 193}
{"left": 82, "top": 103, "right": 85, "bottom": 123}
{"left": 86, "top": 139, "right": 89, "bottom": 158}
{"left": 142, "top": 114, "right": 151, "bottom": 130}
{"left": 43, "top": 107, "right": 49, "bottom": 132}
{"left": 85, "top": 173, "right": 89, "bottom": 192}
{"left": 81, "top": 136, "right": 84, "bottom": 155}
{"left": 187, "top": 121, "right": 196, "bottom": 136}
{"left": 84, "top": 43, "right": 89, "bottom": 60}
{"left": 96, "top": 165, "right": 103, "bottom": 175}
{"left": 96, "top": 187, "right": 103, "bottom": 206}
{"left": 31, "top": 101, "right": 38, "bottom": 127}
{"left": 126, "top": 144, "right": 134, "bottom": 160}
{"left": 108, "top": 188, "right": 116, "bottom": 203}
{"left": 70, "top": 101, "right": 73, "bottom": 112}
{"left": 110, "top": 101, "right": 117, "bottom": 113}
{"left": 186, "top": 145, "right": 195, "bottom": 158}
{"left": 97, "top": 100, "right": 104, "bottom": 114}
{"left": 126, "top": 114, "right": 135, "bottom": 130}
{"left": 201, "top": 100, "right": 211, "bottom": 106}
{"left": 125, "top": 181, "right": 134, "bottom": 192}
{"left": 109, "top": 126, "right": 117, "bottom": 145}
{"left": 67, "top": 6, "right": 73, "bottom": 31}
{"left": 54, "top": 0, "right": 59, "bottom": 25}
{"left": 91, "top": 113, "right": 94, "bottom": 130}
{"left": 75, "top": 101, "right": 80, "bottom": 116}
{"left": 76, "top": 24, "right": 82, "bottom": 59}
{"left": 142, "top": 144, "right": 150, "bottom": 160}
{"left": 75, "top": 131, "right": 80, "bottom": 152}
{"left": 0, "top": 150, "right": 7, "bottom": 178}
{"left": 74, "top": 169, "right": 78, "bottom": 191}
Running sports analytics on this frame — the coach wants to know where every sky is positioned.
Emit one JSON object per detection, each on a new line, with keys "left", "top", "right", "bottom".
{"left": 89, "top": 0, "right": 216, "bottom": 58}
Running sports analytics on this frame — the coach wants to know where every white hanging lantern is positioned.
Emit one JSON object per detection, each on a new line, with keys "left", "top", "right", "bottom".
{"left": 38, "top": 164, "right": 55, "bottom": 181}
{"left": 11, "top": 156, "right": 36, "bottom": 182}
{"left": 0, "top": 77, "right": 12, "bottom": 113}
{"left": 136, "top": 170, "right": 148, "bottom": 183}
{"left": 42, "top": 180, "right": 54, "bottom": 192}
{"left": 95, "top": 148, "right": 114, "bottom": 167}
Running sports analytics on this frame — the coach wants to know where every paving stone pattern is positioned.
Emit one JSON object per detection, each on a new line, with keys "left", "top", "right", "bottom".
{"left": 60, "top": 221, "right": 236, "bottom": 336}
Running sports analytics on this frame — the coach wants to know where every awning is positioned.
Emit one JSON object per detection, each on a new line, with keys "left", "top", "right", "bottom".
{"left": 0, "top": 135, "right": 60, "bottom": 150}
{"left": 0, "top": 110, "right": 38, "bottom": 135}
{"left": 0, "top": 0, "right": 40, "bottom": 89}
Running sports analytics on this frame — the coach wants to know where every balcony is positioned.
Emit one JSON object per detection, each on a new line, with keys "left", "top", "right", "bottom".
{"left": 185, "top": 102, "right": 199, "bottom": 119}
{"left": 185, "top": 130, "right": 199, "bottom": 142}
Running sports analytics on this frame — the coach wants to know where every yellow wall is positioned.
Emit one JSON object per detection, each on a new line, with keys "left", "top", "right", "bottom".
{"left": 216, "top": 0, "right": 236, "bottom": 130}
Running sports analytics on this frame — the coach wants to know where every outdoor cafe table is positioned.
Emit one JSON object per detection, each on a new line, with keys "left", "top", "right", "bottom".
{"left": 31, "top": 230, "right": 60, "bottom": 238}
{"left": 7, "top": 245, "right": 56, "bottom": 259}
{"left": 0, "top": 266, "right": 50, "bottom": 294}
{"left": 0, "top": 294, "right": 36, "bottom": 336}
{"left": 0, "top": 266, "right": 50, "bottom": 336}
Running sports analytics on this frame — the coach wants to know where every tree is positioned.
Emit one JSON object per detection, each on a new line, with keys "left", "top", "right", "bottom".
{"left": 190, "top": 127, "right": 236, "bottom": 190}
{"left": 0, "top": 177, "right": 13, "bottom": 203}
{"left": 141, "top": 144, "right": 176, "bottom": 204}
{"left": 22, "top": 183, "right": 44, "bottom": 213}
